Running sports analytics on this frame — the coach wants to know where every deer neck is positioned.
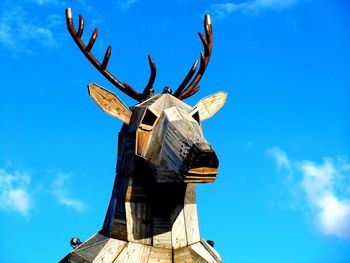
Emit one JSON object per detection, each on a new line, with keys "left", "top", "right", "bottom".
{"left": 103, "top": 153, "right": 201, "bottom": 249}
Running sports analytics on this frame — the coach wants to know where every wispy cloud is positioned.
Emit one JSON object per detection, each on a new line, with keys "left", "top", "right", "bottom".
{"left": 26, "top": 0, "right": 64, "bottom": 5}
{"left": 0, "top": 168, "right": 32, "bottom": 216}
{"left": 299, "top": 159, "right": 350, "bottom": 238}
{"left": 267, "top": 147, "right": 350, "bottom": 238}
{"left": 0, "top": 5, "right": 59, "bottom": 54}
{"left": 208, "top": 0, "right": 297, "bottom": 19}
{"left": 267, "top": 147, "right": 291, "bottom": 169}
{"left": 117, "top": 0, "right": 139, "bottom": 10}
{"left": 52, "top": 172, "right": 85, "bottom": 212}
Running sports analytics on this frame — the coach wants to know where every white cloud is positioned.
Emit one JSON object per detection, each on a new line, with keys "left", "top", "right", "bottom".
{"left": 299, "top": 159, "right": 350, "bottom": 238}
{"left": 52, "top": 172, "right": 85, "bottom": 211}
{"left": 209, "top": 0, "right": 297, "bottom": 19}
{"left": 26, "top": 0, "right": 63, "bottom": 5}
{"left": 268, "top": 148, "right": 350, "bottom": 238}
{"left": 0, "top": 168, "right": 32, "bottom": 216}
{"left": 117, "top": 0, "right": 139, "bottom": 9}
{"left": 267, "top": 147, "right": 291, "bottom": 169}
{"left": 0, "top": 5, "right": 59, "bottom": 54}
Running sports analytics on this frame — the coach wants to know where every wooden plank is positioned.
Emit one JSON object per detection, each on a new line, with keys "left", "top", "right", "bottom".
{"left": 184, "top": 184, "right": 196, "bottom": 204}
{"left": 74, "top": 233, "right": 108, "bottom": 252}
{"left": 171, "top": 206, "right": 188, "bottom": 249}
{"left": 92, "top": 239, "right": 127, "bottom": 263}
{"left": 184, "top": 204, "right": 200, "bottom": 245}
{"left": 152, "top": 217, "right": 172, "bottom": 249}
{"left": 190, "top": 242, "right": 219, "bottom": 263}
{"left": 73, "top": 239, "right": 109, "bottom": 262}
{"left": 194, "top": 91, "right": 227, "bottom": 121}
{"left": 200, "top": 240, "right": 223, "bottom": 263}
{"left": 147, "top": 247, "right": 172, "bottom": 263}
{"left": 88, "top": 83, "right": 132, "bottom": 124}
{"left": 173, "top": 247, "right": 193, "bottom": 263}
{"left": 114, "top": 242, "right": 151, "bottom": 263}
{"left": 125, "top": 202, "right": 152, "bottom": 245}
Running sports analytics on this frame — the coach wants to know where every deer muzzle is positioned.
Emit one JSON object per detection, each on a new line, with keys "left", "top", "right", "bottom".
{"left": 181, "top": 142, "right": 219, "bottom": 183}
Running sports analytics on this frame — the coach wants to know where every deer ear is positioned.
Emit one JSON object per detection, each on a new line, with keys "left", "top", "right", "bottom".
{"left": 88, "top": 83, "right": 132, "bottom": 124}
{"left": 194, "top": 91, "right": 227, "bottom": 121}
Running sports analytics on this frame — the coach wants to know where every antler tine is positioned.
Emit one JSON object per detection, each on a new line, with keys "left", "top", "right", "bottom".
{"left": 174, "top": 15, "right": 213, "bottom": 100}
{"left": 86, "top": 28, "right": 98, "bottom": 52}
{"left": 173, "top": 60, "right": 198, "bottom": 97}
{"left": 142, "top": 55, "right": 157, "bottom": 97}
{"left": 65, "top": 8, "right": 143, "bottom": 102}
{"left": 77, "top": 15, "right": 84, "bottom": 38}
{"left": 102, "top": 45, "right": 112, "bottom": 69}
{"left": 181, "top": 86, "right": 200, "bottom": 100}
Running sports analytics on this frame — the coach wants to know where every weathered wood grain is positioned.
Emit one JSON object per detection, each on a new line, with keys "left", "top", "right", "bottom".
{"left": 171, "top": 206, "right": 188, "bottom": 249}
{"left": 184, "top": 204, "right": 200, "bottom": 245}
{"left": 194, "top": 91, "right": 227, "bottom": 121}
{"left": 114, "top": 242, "right": 151, "bottom": 263}
{"left": 148, "top": 247, "right": 172, "bottom": 263}
{"left": 92, "top": 239, "right": 127, "bottom": 263}
{"left": 88, "top": 83, "right": 132, "bottom": 124}
{"left": 152, "top": 217, "right": 172, "bottom": 249}
{"left": 125, "top": 202, "right": 152, "bottom": 245}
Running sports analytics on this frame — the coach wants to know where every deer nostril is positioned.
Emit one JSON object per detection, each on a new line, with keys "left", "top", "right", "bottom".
{"left": 183, "top": 142, "right": 218, "bottom": 169}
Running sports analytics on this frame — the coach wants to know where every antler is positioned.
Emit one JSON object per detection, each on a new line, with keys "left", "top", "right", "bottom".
{"left": 65, "top": 8, "right": 156, "bottom": 102}
{"left": 174, "top": 15, "right": 213, "bottom": 100}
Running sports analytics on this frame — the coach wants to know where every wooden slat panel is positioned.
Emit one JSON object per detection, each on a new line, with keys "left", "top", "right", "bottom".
{"left": 190, "top": 242, "right": 219, "bottom": 263}
{"left": 194, "top": 91, "right": 227, "bottom": 121}
{"left": 67, "top": 252, "right": 87, "bottom": 263}
{"left": 147, "top": 247, "right": 172, "bottom": 263}
{"left": 114, "top": 242, "right": 151, "bottom": 263}
{"left": 92, "top": 239, "right": 127, "bottom": 263}
{"left": 152, "top": 217, "right": 172, "bottom": 249}
{"left": 125, "top": 202, "right": 152, "bottom": 245}
{"left": 184, "top": 204, "right": 200, "bottom": 245}
{"left": 173, "top": 247, "right": 194, "bottom": 263}
{"left": 88, "top": 83, "right": 132, "bottom": 124}
{"left": 73, "top": 239, "right": 108, "bottom": 262}
{"left": 74, "top": 233, "right": 108, "bottom": 252}
{"left": 200, "top": 240, "right": 223, "bottom": 263}
{"left": 171, "top": 206, "right": 188, "bottom": 249}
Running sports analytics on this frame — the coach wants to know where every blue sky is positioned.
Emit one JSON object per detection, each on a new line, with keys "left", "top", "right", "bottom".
{"left": 0, "top": 0, "right": 349, "bottom": 262}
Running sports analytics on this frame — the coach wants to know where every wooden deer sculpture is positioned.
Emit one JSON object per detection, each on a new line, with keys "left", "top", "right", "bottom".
{"left": 61, "top": 8, "right": 227, "bottom": 263}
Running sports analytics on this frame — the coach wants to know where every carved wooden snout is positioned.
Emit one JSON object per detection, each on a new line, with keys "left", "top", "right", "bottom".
{"left": 181, "top": 142, "right": 219, "bottom": 183}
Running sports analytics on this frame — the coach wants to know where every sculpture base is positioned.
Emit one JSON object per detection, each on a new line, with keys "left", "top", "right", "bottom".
{"left": 60, "top": 232, "right": 222, "bottom": 263}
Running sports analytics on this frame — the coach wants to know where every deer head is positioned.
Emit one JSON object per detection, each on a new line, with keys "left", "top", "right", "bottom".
{"left": 65, "top": 8, "right": 227, "bottom": 184}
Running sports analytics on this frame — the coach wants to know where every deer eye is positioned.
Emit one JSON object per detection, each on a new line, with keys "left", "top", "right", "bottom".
{"left": 141, "top": 109, "right": 158, "bottom": 126}
{"left": 192, "top": 111, "right": 200, "bottom": 124}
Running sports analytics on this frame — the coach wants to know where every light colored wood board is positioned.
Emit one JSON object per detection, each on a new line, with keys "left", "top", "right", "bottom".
{"left": 125, "top": 202, "right": 152, "bottom": 245}
{"left": 114, "top": 242, "right": 151, "bottom": 263}
{"left": 190, "top": 242, "right": 219, "bottom": 263}
{"left": 173, "top": 247, "right": 193, "bottom": 263}
{"left": 164, "top": 106, "right": 182, "bottom": 121}
{"left": 184, "top": 184, "right": 196, "bottom": 204}
{"left": 73, "top": 239, "right": 108, "bottom": 262}
{"left": 88, "top": 83, "right": 132, "bottom": 124}
{"left": 74, "top": 233, "right": 108, "bottom": 252}
{"left": 92, "top": 239, "right": 127, "bottom": 263}
{"left": 184, "top": 204, "right": 200, "bottom": 245}
{"left": 194, "top": 91, "right": 227, "bottom": 121}
{"left": 147, "top": 247, "right": 172, "bottom": 263}
{"left": 152, "top": 217, "right": 172, "bottom": 249}
{"left": 149, "top": 94, "right": 192, "bottom": 116}
{"left": 200, "top": 240, "right": 222, "bottom": 263}
{"left": 136, "top": 130, "right": 152, "bottom": 156}
{"left": 171, "top": 206, "right": 188, "bottom": 249}
{"left": 67, "top": 252, "right": 89, "bottom": 263}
